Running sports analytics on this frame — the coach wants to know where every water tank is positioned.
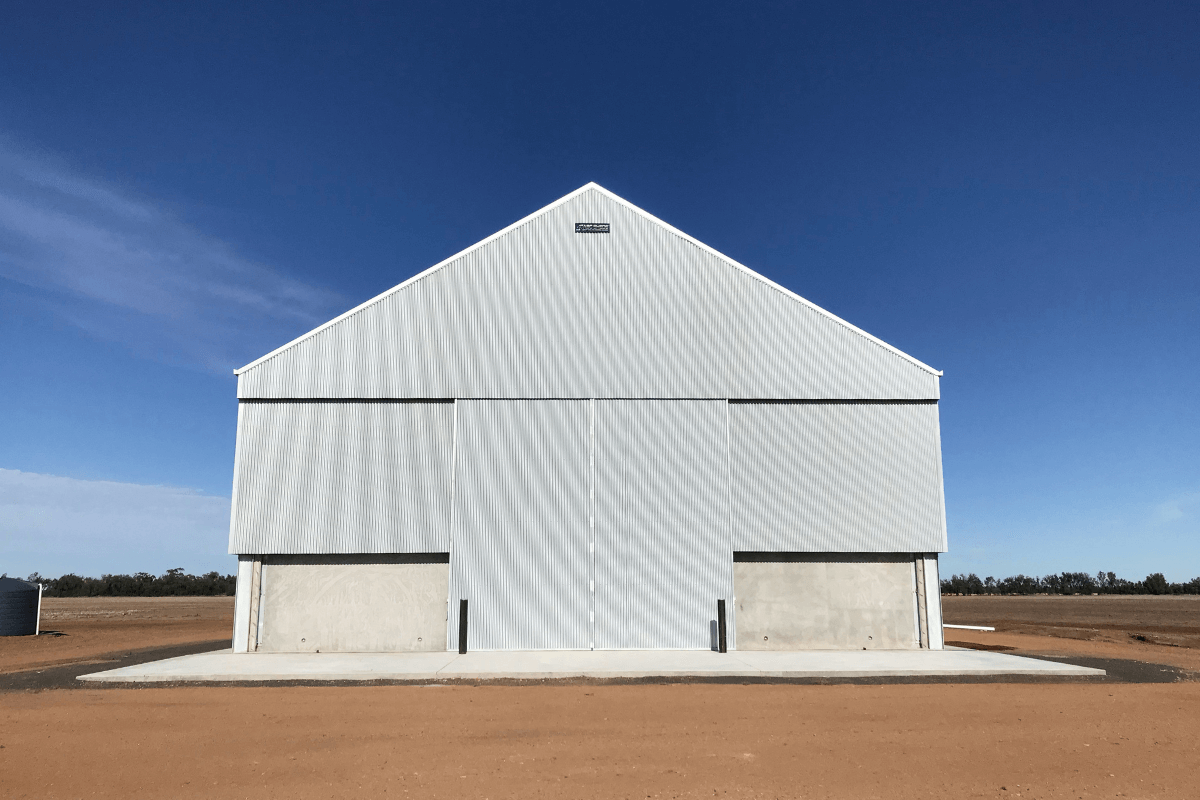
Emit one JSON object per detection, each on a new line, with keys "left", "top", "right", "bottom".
{"left": 0, "top": 577, "right": 40, "bottom": 636}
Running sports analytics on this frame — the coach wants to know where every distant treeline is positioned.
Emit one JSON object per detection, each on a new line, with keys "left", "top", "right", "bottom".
{"left": 942, "top": 571, "right": 1200, "bottom": 596}
{"left": 12, "top": 568, "right": 236, "bottom": 597}
{"left": 9, "top": 567, "right": 1200, "bottom": 598}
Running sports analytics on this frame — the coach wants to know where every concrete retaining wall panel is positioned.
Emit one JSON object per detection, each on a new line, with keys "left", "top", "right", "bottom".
{"left": 734, "top": 555, "right": 919, "bottom": 650}
{"left": 922, "top": 554, "right": 944, "bottom": 649}
{"left": 231, "top": 555, "right": 256, "bottom": 653}
{"left": 257, "top": 556, "right": 448, "bottom": 653}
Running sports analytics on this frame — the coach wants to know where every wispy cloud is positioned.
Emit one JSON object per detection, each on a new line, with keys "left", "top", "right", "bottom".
{"left": 0, "top": 138, "right": 342, "bottom": 371}
{"left": 0, "top": 468, "right": 233, "bottom": 577}
{"left": 1152, "top": 489, "right": 1200, "bottom": 525}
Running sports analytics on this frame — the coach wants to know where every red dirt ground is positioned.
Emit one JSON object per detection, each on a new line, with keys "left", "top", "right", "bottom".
{"left": 0, "top": 597, "right": 232, "bottom": 673}
{"left": 3, "top": 682, "right": 1198, "bottom": 799}
{"left": 2, "top": 595, "right": 1198, "bottom": 799}
{"left": 942, "top": 595, "right": 1200, "bottom": 673}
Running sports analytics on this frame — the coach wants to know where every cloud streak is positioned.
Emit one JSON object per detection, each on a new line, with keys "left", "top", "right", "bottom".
{"left": 1152, "top": 489, "right": 1200, "bottom": 525}
{"left": 0, "top": 139, "right": 342, "bottom": 371}
{"left": 0, "top": 468, "right": 233, "bottom": 577}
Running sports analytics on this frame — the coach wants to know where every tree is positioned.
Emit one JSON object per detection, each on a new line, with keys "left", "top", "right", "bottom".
{"left": 1058, "top": 572, "right": 1096, "bottom": 594}
{"left": 1144, "top": 573, "right": 1169, "bottom": 595}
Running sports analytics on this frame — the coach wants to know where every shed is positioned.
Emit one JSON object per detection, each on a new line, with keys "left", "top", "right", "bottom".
{"left": 228, "top": 184, "right": 947, "bottom": 653}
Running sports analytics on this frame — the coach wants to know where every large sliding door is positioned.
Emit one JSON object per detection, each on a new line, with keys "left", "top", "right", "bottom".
{"left": 593, "top": 400, "right": 733, "bottom": 649}
{"left": 448, "top": 400, "right": 592, "bottom": 650}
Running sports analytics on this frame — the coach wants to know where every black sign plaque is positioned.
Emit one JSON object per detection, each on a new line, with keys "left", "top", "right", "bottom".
{"left": 575, "top": 222, "right": 610, "bottom": 233}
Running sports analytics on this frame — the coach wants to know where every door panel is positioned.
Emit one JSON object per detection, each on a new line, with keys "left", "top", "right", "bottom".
{"left": 449, "top": 400, "right": 592, "bottom": 650}
{"left": 593, "top": 400, "right": 733, "bottom": 649}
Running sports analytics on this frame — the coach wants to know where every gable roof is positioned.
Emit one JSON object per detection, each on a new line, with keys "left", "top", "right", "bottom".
{"left": 236, "top": 183, "right": 940, "bottom": 399}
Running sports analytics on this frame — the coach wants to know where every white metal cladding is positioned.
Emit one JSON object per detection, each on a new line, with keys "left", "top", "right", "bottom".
{"left": 448, "top": 400, "right": 592, "bottom": 650}
{"left": 227, "top": 401, "right": 454, "bottom": 554}
{"left": 730, "top": 402, "right": 948, "bottom": 552}
{"left": 236, "top": 185, "right": 938, "bottom": 400}
{"left": 593, "top": 400, "right": 734, "bottom": 649}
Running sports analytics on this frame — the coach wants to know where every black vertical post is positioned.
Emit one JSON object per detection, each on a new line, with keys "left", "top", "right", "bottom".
{"left": 717, "top": 599, "right": 727, "bottom": 653}
{"left": 458, "top": 599, "right": 469, "bottom": 654}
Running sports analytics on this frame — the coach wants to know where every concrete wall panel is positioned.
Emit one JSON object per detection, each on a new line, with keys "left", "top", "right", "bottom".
{"left": 231, "top": 555, "right": 255, "bottom": 653}
{"left": 257, "top": 555, "right": 448, "bottom": 653}
{"left": 921, "top": 554, "right": 944, "bottom": 649}
{"left": 734, "top": 555, "right": 919, "bottom": 650}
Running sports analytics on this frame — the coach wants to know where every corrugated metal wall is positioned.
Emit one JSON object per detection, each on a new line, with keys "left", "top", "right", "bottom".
{"left": 230, "top": 399, "right": 949, "bottom": 558}
{"left": 448, "top": 400, "right": 593, "bottom": 650}
{"left": 730, "top": 402, "right": 947, "bottom": 552}
{"left": 593, "top": 400, "right": 733, "bottom": 649}
{"left": 236, "top": 187, "right": 938, "bottom": 400}
{"left": 228, "top": 401, "right": 454, "bottom": 554}
{"left": 229, "top": 397, "right": 949, "bottom": 647}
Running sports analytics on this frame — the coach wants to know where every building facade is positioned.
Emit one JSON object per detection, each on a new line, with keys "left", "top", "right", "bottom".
{"left": 229, "top": 183, "right": 947, "bottom": 653}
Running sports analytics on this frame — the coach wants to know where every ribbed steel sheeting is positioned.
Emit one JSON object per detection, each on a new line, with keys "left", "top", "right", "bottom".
{"left": 228, "top": 402, "right": 454, "bottom": 554}
{"left": 730, "top": 403, "right": 947, "bottom": 552}
{"left": 448, "top": 400, "right": 592, "bottom": 651}
{"left": 0, "top": 577, "right": 40, "bottom": 637}
{"left": 593, "top": 400, "right": 734, "bottom": 649}
{"left": 236, "top": 186, "right": 938, "bottom": 400}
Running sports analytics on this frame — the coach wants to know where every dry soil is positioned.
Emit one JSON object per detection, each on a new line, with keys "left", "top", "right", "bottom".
{"left": 942, "top": 595, "right": 1200, "bottom": 673}
{"left": 1, "top": 595, "right": 1197, "bottom": 799}
{"left": 3, "top": 682, "right": 1198, "bottom": 799}
{"left": 0, "top": 596, "right": 232, "bottom": 673}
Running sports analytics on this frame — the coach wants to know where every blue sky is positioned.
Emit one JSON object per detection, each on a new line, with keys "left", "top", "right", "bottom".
{"left": 1, "top": 2, "right": 1197, "bottom": 581}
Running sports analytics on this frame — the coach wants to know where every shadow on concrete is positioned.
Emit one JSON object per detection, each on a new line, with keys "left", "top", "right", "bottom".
{"left": 1, "top": 640, "right": 229, "bottom": 693}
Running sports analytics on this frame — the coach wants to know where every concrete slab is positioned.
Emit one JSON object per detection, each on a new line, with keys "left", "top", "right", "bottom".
{"left": 438, "top": 650, "right": 755, "bottom": 680}
{"left": 79, "top": 648, "right": 1104, "bottom": 683}
{"left": 79, "top": 649, "right": 459, "bottom": 683}
{"left": 728, "top": 650, "right": 1102, "bottom": 677}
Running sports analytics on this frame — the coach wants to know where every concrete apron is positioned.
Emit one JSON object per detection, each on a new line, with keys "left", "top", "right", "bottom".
{"left": 79, "top": 648, "right": 1103, "bottom": 683}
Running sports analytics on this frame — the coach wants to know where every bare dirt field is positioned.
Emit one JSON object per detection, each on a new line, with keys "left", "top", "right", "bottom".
{"left": 3, "top": 682, "right": 1198, "bottom": 799}
{"left": 943, "top": 595, "right": 1200, "bottom": 673}
{"left": 1, "top": 595, "right": 1198, "bottom": 799}
{"left": 0, "top": 596, "right": 232, "bottom": 673}
{"left": 942, "top": 594, "right": 1200, "bottom": 636}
